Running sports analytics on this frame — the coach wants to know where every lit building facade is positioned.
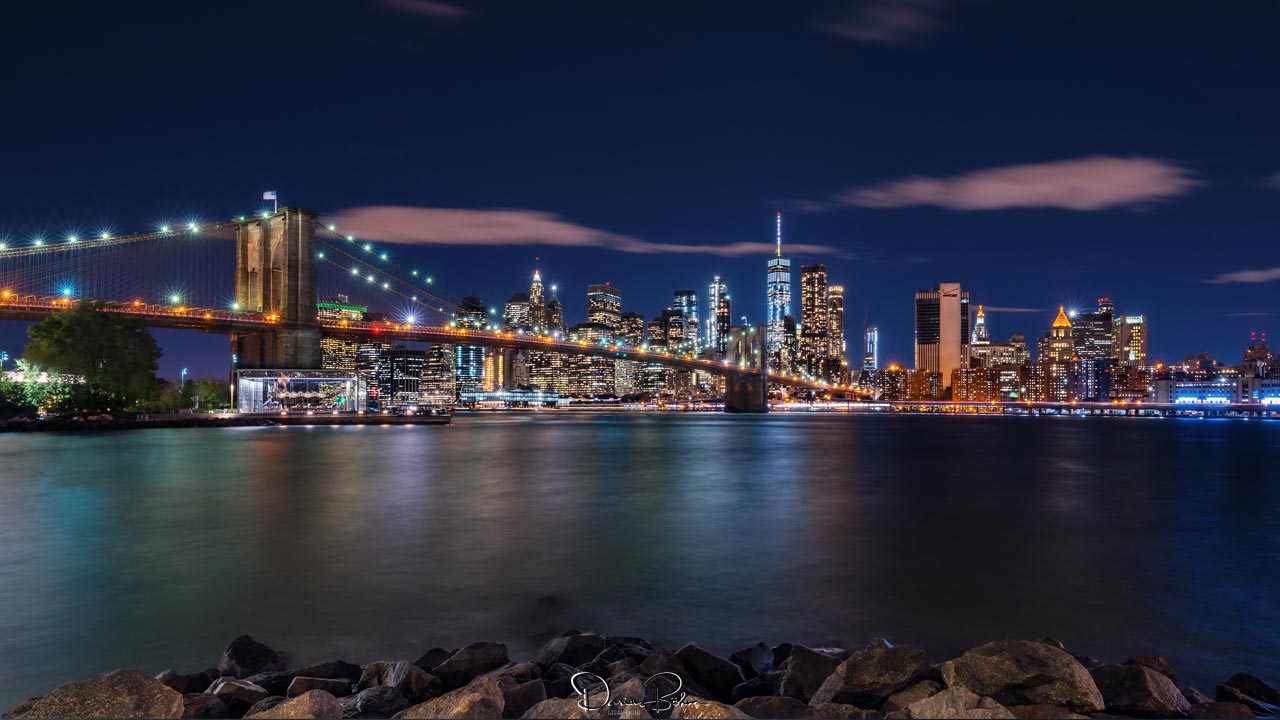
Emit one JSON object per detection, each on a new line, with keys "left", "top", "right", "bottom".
{"left": 706, "top": 277, "right": 727, "bottom": 354}
{"left": 766, "top": 212, "right": 791, "bottom": 370}
{"left": 864, "top": 324, "right": 879, "bottom": 371}
{"left": 799, "top": 264, "right": 829, "bottom": 375}
{"left": 375, "top": 346, "right": 426, "bottom": 407}
{"left": 715, "top": 294, "right": 731, "bottom": 358}
{"left": 1038, "top": 306, "right": 1074, "bottom": 402}
{"left": 914, "top": 283, "right": 971, "bottom": 394}
{"left": 317, "top": 296, "right": 368, "bottom": 373}
{"left": 587, "top": 283, "right": 622, "bottom": 336}
{"left": 1115, "top": 314, "right": 1148, "bottom": 367}
{"left": 673, "top": 290, "right": 699, "bottom": 350}
{"left": 454, "top": 295, "right": 488, "bottom": 396}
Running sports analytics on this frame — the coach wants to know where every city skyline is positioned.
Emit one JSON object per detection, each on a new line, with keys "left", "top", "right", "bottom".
{"left": 2, "top": 1, "right": 1279, "bottom": 379}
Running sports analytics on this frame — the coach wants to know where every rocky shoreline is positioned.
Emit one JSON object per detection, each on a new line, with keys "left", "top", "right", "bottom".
{"left": 5, "top": 633, "right": 1279, "bottom": 720}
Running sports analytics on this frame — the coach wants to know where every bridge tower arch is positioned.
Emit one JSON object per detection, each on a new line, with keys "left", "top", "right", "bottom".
{"left": 232, "top": 207, "right": 322, "bottom": 369}
{"left": 724, "top": 325, "right": 768, "bottom": 413}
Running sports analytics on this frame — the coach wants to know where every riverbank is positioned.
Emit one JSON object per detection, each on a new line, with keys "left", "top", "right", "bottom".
{"left": 0, "top": 412, "right": 449, "bottom": 433}
{"left": 5, "top": 632, "right": 1277, "bottom": 719}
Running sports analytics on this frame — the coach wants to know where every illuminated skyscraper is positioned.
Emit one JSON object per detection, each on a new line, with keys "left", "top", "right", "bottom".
{"left": 528, "top": 269, "right": 546, "bottom": 330}
{"left": 317, "top": 295, "right": 368, "bottom": 372}
{"left": 828, "top": 283, "right": 846, "bottom": 366}
{"left": 673, "top": 290, "right": 699, "bottom": 350}
{"left": 971, "top": 304, "right": 990, "bottom": 345}
{"left": 715, "top": 294, "right": 731, "bottom": 358}
{"left": 766, "top": 212, "right": 791, "bottom": 370}
{"left": 1115, "top": 314, "right": 1148, "bottom": 366}
{"left": 706, "top": 277, "right": 727, "bottom": 353}
{"left": 799, "top": 264, "right": 830, "bottom": 374}
{"left": 587, "top": 283, "right": 622, "bottom": 335}
{"left": 864, "top": 324, "right": 879, "bottom": 371}
{"left": 914, "top": 283, "right": 971, "bottom": 393}
{"left": 545, "top": 285, "right": 566, "bottom": 335}
{"left": 503, "top": 292, "right": 530, "bottom": 329}
{"left": 454, "top": 295, "right": 488, "bottom": 396}
{"left": 375, "top": 346, "right": 426, "bottom": 407}
{"left": 421, "top": 343, "right": 456, "bottom": 405}
{"left": 1039, "top": 306, "right": 1074, "bottom": 401}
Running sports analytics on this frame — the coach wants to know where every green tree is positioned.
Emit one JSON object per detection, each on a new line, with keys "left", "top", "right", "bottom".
{"left": 183, "top": 376, "right": 230, "bottom": 411}
{"left": 23, "top": 301, "right": 162, "bottom": 414}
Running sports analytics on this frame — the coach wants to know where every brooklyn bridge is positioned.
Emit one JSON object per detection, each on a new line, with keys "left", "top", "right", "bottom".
{"left": 0, "top": 207, "right": 838, "bottom": 412}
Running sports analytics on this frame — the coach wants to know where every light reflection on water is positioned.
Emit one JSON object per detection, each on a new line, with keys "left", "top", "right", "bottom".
{"left": 0, "top": 414, "right": 1278, "bottom": 708}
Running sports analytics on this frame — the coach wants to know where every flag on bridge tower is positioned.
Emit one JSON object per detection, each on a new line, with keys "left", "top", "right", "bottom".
{"left": 263, "top": 190, "right": 278, "bottom": 212}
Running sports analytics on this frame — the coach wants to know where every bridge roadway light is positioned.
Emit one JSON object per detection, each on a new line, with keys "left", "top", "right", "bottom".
{"left": 33, "top": 238, "right": 44, "bottom": 247}
{"left": 67, "top": 235, "right": 78, "bottom": 243}
{"left": 160, "top": 225, "right": 170, "bottom": 233}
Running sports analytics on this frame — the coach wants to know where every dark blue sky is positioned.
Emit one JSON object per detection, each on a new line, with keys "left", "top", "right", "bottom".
{"left": 2, "top": 0, "right": 1278, "bottom": 379}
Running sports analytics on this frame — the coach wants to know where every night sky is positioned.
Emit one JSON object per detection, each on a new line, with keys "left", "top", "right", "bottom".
{"left": 2, "top": 0, "right": 1278, "bottom": 380}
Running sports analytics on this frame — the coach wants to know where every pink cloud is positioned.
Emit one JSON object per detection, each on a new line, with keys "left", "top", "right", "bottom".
{"left": 323, "top": 206, "right": 841, "bottom": 258}
{"left": 815, "top": 0, "right": 953, "bottom": 46}
{"left": 1205, "top": 267, "right": 1280, "bottom": 284}
{"left": 382, "top": 0, "right": 472, "bottom": 19}
{"left": 835, "top": 156, "right": 1200, "bottom": 211}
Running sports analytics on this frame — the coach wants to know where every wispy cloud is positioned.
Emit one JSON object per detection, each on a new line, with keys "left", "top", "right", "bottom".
{"left": 1226, "top": 312, "right": 1272, "bottom": 317}
{"left": 1205, "top": 267, "right": 1280, "bottom": 284}
{"left": 983, "top": 307, "right": 1046, "bottom": 313}
{"left": 1267, "top": 172, "right": 1280, "bottom": 190}
{"left": 815, "top": 0, "right": 954, "bottom": 46}
{"left": 382, "top": 0, "right": 472, "bottom": 19}
{"left": 815, "top": 156, "right": 1199, "bottom": 212}
{"left": 324, "top": 206, "right": 842, "bottom": 258}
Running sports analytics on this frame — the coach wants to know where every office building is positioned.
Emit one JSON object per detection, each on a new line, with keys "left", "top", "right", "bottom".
{"left": 706, "top": 277, "right": 727, "bottom": 354}
{"left": 1039, "top": 306, "right": 1074, "bottom": 401}
{"left": 528, "top": 269, "right": 546, "bottom": 330}
{"left": 799, "top": 264, "right": 829, "bottom": 373}
{"left": 864, "top": 324, "right": 879, "bottom": 371}
{"left": 715, "top": 294, "right": 731, "bottom": 358}
{"left": 766, "top": 212, "right": 791, "bottom": 370}
{"left": 673, "top": 290, "right": 699, "bottom": 350}
{"left": 828, "top": 283, "right": 846, "bottom": 370}
{"left": 914, "top": 283, "right": 971, "bottom": 392}
{"left": 503, "top": 292, "right": 530, "bottom": 330}
{"left": 1115, "top": 314, "right": 1148, "bottom": 367}
{"left": 421, "top": 343, "right": 456, "bottom": 405}
{"left": 374, "top": 346, "right": 426, "bottom": 407}
{"left": 454, "top": 295, "right": 488, "bottom": 396}
{"left": 587, "top": 283, "right": 622, "bottom": 335}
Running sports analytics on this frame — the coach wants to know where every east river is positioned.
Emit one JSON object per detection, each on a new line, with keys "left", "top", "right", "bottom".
{"left": 1, "top": 413, "right": 1278, "bottom": 708}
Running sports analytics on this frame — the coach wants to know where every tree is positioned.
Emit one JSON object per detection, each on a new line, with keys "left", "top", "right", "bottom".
{"left": 23, "top": 301, "right": 162, "bottom": 414}
{"left": 183, "top": 376, "right": 230, "bottom": 411}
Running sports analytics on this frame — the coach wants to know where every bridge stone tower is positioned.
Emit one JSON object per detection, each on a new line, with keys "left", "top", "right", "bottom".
{"left": 232, "top": 207, "right": 322, "bottom": 369}
{"left": 724, "top": 325, "right": 769, "bottom": 413}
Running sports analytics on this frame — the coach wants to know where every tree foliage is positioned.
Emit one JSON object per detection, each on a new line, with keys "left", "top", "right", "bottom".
{"left": 23, "top": 301, "right": 162, "bottom": 414}
{"left": 183, "top": 376, "right": 230, "bottom": 411}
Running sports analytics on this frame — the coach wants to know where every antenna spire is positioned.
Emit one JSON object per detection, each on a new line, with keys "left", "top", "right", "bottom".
{"left": 775, "top": 212, "right": 783, "bottom": 257}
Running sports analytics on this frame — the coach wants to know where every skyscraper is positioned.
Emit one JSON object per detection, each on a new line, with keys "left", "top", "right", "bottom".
{"left": 799, "top": 264, "right": 830, "bottom": 374}
{"left": 706, "top": 276, "right": 727, "bottom": 353}
{"left": 766, "top": 212, "right": 791, "bottom": 370}
{"left": 715, "top": 293, "right": 731, "bottom": 358}
{"left": 1115, "top": 314, "right": 1148, "bottom": 366}
{"left": 587, "top": 283, "right": 622, "bottom": 335}
{"left": 914, "top": 283, "right": 971, "bottom": 392}
{"left": 864, "top": 324, "right": 879, "bottom": 371}
{"left": 673, "top": 290, "right": 699, "bottom": 350}
{"left": 828, "top": 283, "right": 846, "bottom": 366}
{"left": 545, "top": 285, "right": 566, "bottom": 335}
{"left": 503, "top": 292, "right": 530, "bottom": 329}
{"left": 1071, "top": 298, "right": 1114, "bottom": 401}
{"left": 971, "top": 304, "right": 990, "bottom": 345}
{"left": 1039, "top": 306, "right": 1074, "bottom": 401}
{"left": 454, "top": 295, "right": 488, "bottom": 396}
{"left": 528, "top": 269, "right": 546, "bottom": 330}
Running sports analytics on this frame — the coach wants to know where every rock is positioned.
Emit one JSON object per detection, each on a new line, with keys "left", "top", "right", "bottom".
{"left": 244, "top": 698, "right": 288, "bottom": 716}
{"left": 774, "top": 645, "right": 796, "bottom": 669}
{"left": 1039, "top": 639, "right": 1067, "bottom": 652}
{"left": 673, "top": 695, "right": 751, "bottom": 719}
{"left": 866, "top": 639, "right": 895, "bottom": 651}
{"left": 3, "top": 698, "right": 41, "bottom": 719}
{"left": 803, "top": 703, "right": 877, "bottom": 718}
{"left": 339, "top": 687, "right": 410, "bottom": 719}
{"left": 209, "top": 678, "right": 271, "bottom": 717}
{"left": 518, "top": 698, "right": 606, "bottom": 719}
{"left": 5, "top": 669, "right": 183, "bottom": 719}
{"left": 502, "top": 681, "right": 547, "bottom": 719}
{"left": 413, "top": 649, "right": 453, "bottom": 673}
{"left": 491, "top": 663, "right": 543, "bottom": 684}
{"left": 677, "top": 644, "right": 746, "bottom": 702}
{"left": 1215, "top": 684, "right": 1280, "bottom": 715}
{"left": 1182, "top": 687, "right": 1215, "bottom": 706}
{"left": 637, "top": 648, "right": 713, "bottom": 700}
{"left": 939, "top": 640, "right": 1104, "bottom": 714}
{"left": 730, "top": 677, "right": 773, "bottom": 703}
{"left": 182, "top": 693, "right": 230, "bottom": 719}
{"left": 1190, "top": 702, "right": 1254, "bottom": 718}
{"left": 542, "top": 663, "right": 580, "bottom": 699}
{"left": 537, "top": 633, "right": 606, "bottom": 669}
{"left": 1089, "top": 664, "right": 1189, "bottom": 718}
{"left": 218, "top": 636, "right": 286, "bottom": 679}
{"left": 1123, "top": 656, "right": 1178, "bottom": 685}
{"left": 1006, "top": 705, "right": 1089, "bottom": 719}
{"left": 359, "top": 662, "right": 441, "bottom": 704}
{"left": 246, "top": 662, "right": 362, "bottom": 697}
{"left": 432, "top": 642, "right": 511, "bottom": 691}
{"left": 777, "top": 646, "right": 842, "bottom": 703}
{"left": 1224, "top": 673, "right": 1280, "bottom": 706}
{"left": 159, "top": 670, "right": 214, "bottom": 694}
{"left": 881, "top": 680, "right": 942, "bottom": 713}
{"left": 287, "top": 678, "right": 351, "bottom": 699}
{"left": 729, "top": 644, "right": 774, "bottom": 680}
{"left": 396, "top": 676, "right": 505, "bottom": 719}
{"left": 810, "top": 645, "right": 930, "bottom": 708}
{"left": 1072, "top": 655, "right": 1104, "bottom": 670}
{"left": 244, "top": 690, "right": 342, "bottom": 719}
{"left": 884, "top": 686, "right": 1015, "bottom": 719}
{"left": 734, "top": 695, "right": 812, "bottom": 718}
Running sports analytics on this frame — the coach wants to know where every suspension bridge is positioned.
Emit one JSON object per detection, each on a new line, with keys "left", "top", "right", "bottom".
{"left": 0, "top": 206, "right": 835, "bottom": 412}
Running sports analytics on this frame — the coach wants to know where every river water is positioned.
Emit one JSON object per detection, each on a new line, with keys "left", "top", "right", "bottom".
{"left": 1, "top": 413, "right": 1278, "bottom": 708}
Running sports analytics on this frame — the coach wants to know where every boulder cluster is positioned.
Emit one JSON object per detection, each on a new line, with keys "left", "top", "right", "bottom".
{"left": 5, "top": 633, "right": 1279, "bottom": 719}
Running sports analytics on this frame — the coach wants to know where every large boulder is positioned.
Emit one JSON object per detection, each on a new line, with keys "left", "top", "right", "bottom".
{"left": 502, "top": 680, "right": 547, "bottom": 719}
{"left": 776, "top": 646, "right": 842, "bottom": 703}
{"left": 395, "top": 676, "right": 505, "bottom": 719}
{"left": 734, "top": 695, "right": 811, "bottom": 718}
{"left": 6, "top": 669, "right": 183, "bottom": 719}
{"left": 359, "top": 662, "right": 441, "bottom": 704}
{"left": 244, "top": 690, "right": 342, "bottom": 719}
{"left": 244, "top": 698, "right": 289, "bottom": 717}
{"left": 1089, "top": 664, "right": 1190, "bottom": 718}
{"left": 729, "top": 644, "right": 774, "bottom": 681}
{"left": 537, "top": 633, "right": 606, "bottom": 668}
{"left": 218, "top": 637, "right": 286, "bottom": 679}
{"left": 1004, "top": 705, "right": 1088, "bottom": 719}
{"left": 1189, "top": 702, "right": 1254, "bottom": 718}
{"left": 637, "top": 649, "right": 714, "bottom": 700}
{"left": 1124, "top": 656, "right": 1178, "bottom": 685}
{"left": 1215, "top": 684, "right": 1280, "bottom": 715}
{"left": 885, "top": 686, "right": 1014, "bottom": 719}
{"left": 432, "top": 643, "right": 511, "bottom": 691}
{"left": 676, "top": 645, "right": 745, "bottom": 703}
{"left": 1224, "top": 673, "right": 1280, "bottom": 706}
{"left": 339, "top": 687, "right": 410, "bottom": 719}
{"left": 182, "top": 693, "right": 230, "bottom": 719}
{"left": 804, "top": 702, "right": 877, "bottom": 718}
{"left": 809, "top": 645, "right": 930, "bottom": 708}
{"left": 413, "top": 649, "right": 453, "bottom": 673}
{"left": 518, "top": 698, "right": 615, "bottom": 719}
{"left": 246, "top": 662, "right": 362, "bottom": 697}
{"left": 287, "top": 678, "right": 351, "bottom": 699}
{"left": 209, "top": 678, "right": 272, "bottom": 717}
{"left": 159, "top": 670, "right": 215, "bottom": 695}
{"left": 881, "top": 680, "right": 943, "bottom": 713}
{"left": 939, "top": 640, "right": 1103, "bottom": 714}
